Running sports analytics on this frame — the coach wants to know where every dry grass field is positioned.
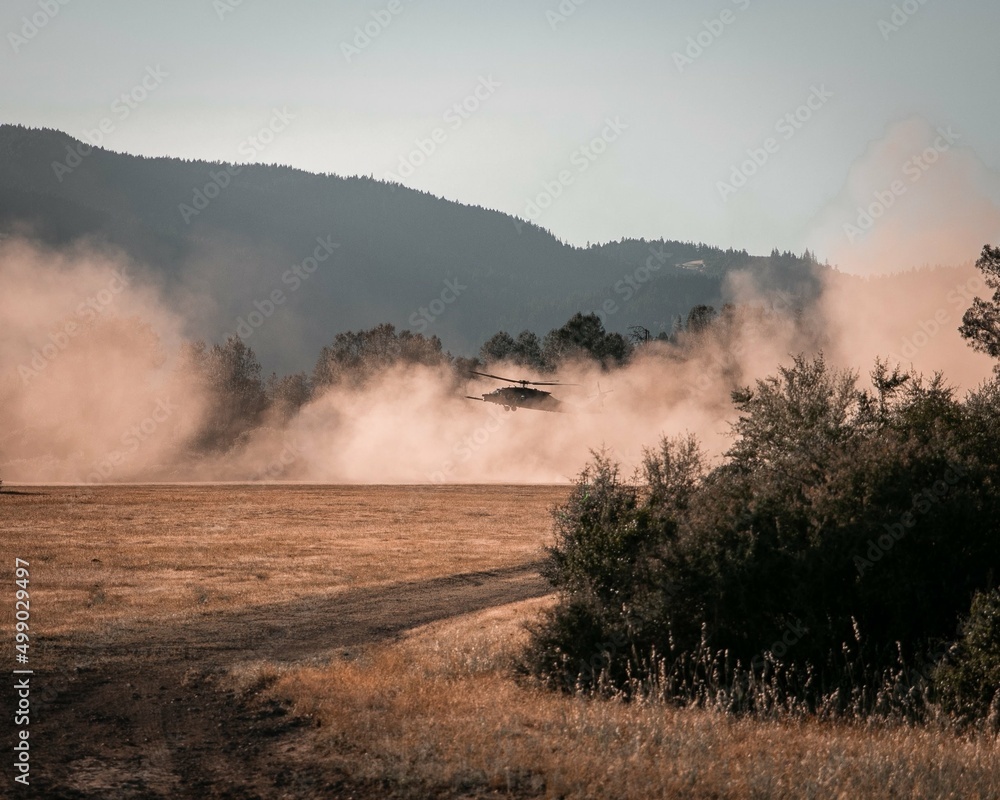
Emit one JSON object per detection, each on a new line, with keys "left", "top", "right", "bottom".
{"left": 2, "top": 484, "right": 999, "bottom": 799}
{"left": 256, "top": 600, "right": 1000, "bottom": 799}
{"left": 1, "top": 484, "right": 564, "bottom": 798}
{"left": 2, "top": 484, "right": 566, "bottom": 636}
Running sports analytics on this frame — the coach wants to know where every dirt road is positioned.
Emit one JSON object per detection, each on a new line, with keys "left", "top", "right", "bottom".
{"left": 10, "top": 562, "right": 550, "bottom": 799}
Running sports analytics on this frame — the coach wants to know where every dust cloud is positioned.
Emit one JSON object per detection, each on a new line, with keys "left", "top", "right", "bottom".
{"left": 0, "top": 239, "right": 206, "bottom": 483}
{"left": 804, "top": 116, "right": 1000, "bottom": 277}
{"left": 0, "top": 233, "right": 996, "bottom": 485}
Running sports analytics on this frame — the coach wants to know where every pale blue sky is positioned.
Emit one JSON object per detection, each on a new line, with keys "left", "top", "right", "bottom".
{"left": 4, "top": 0, "right": 999, "bottom": 268}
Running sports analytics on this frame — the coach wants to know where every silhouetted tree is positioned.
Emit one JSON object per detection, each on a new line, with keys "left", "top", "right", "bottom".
{"left": 188, "top": 336, "right": 267, "bottom": 450}
{"left": 684, "top": 304, "right": 717, "bottom": 334}
{"left": 479, "top": 331, "right": 517, "bottom": 364}
{"left": 265, "top": 372, "right": 311, "bottom": 420}
{"left": 628, "top": 325, "right": 651, "bottom": 345}
{"left": 541, "top": 313, "right": 631, "bottom": 368}
{"left": 312, "top": 323, "right": 448, "bottom": 388}
{"left": 959, "top": 244, "right": 1000, "bottom": 367}
{"left": 512, "top": 330, "right": 546, "bottom": 370}
{"left": 479, "top": 330, "right": 546, "bottom": 370}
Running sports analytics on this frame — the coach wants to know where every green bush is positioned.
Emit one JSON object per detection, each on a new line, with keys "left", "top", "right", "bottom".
{"left": 934, "top": 588, "right": 1000, "bottom": 725}
{"left": 526, "top": 355, "right": 1000, "bottom": 717}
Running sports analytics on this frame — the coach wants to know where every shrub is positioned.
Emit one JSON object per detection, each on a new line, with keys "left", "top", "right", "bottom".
{"left": 525, "top": 453, "right": 651, "bottom": 690}
{"left": 525, "top": 354, "right": 1000, "bottom": 718}
{"left": 934, "top": 588, "right": 1000, "bottom": 726}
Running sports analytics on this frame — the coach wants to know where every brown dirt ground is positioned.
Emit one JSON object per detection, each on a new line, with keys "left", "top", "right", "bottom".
{"left": 0, "top": 484, "right": 568, "bottom": 799}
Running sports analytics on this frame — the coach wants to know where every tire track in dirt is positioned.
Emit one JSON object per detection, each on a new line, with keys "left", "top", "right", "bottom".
{"left": 22, "top": 561, "right": 550, "bottom": 799}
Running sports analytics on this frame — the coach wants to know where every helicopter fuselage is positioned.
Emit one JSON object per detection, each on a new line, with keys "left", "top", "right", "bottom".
{"left": 481, "top": 386, "right": 563, "bottom": 412}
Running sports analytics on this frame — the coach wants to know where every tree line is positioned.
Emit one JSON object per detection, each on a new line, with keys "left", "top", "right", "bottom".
{"left": 184, "top": 306, "right": 740, "bottom": 452}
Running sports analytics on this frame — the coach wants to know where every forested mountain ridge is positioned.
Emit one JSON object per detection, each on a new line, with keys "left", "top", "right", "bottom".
{"left": 0, "top": 124, "right": 823, "bottom": 372}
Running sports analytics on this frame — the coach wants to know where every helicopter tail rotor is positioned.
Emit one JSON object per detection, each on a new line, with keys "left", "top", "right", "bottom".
{"left": 588, "top": 382, "right": 614, "bottom": 409}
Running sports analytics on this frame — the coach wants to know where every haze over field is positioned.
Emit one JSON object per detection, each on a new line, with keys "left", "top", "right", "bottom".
{"left": 1, "top": 234, "right": 993, "bottom": 485}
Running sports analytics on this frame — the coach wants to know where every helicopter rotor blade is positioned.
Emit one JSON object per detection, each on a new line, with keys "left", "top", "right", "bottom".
{"left": 467, "top": 370, "right": 578, "bottom": 387}
{"left": 468, "top": 369, "right": 518, "bottom": 383}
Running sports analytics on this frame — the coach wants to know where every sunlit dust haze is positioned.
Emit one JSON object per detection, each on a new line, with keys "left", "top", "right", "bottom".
{"left": 1, "top": 238, "right": 995, "bottom": 485}
{"left": 0, "top": 239, "right": 207, "bottom": 483}
{"left": 805, "top": 117, "right": 1000, "bottom": 276}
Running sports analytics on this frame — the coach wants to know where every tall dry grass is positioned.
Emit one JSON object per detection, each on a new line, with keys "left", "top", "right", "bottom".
{"left": 241, "top": 599, "right": 1000, "bottom": 799}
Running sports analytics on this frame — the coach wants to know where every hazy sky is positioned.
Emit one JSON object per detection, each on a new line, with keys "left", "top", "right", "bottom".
{"left": 4, "top": 0, "right": 1000, "bottom": 269}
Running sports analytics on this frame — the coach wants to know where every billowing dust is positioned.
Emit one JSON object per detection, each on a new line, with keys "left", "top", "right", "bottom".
{"left": 1, "top": 234, "right": 994, "bottom": 484}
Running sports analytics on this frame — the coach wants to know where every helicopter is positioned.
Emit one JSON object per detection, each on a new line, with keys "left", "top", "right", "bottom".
{"left": 464, "top": 370, "right": 578, "bottom": 412}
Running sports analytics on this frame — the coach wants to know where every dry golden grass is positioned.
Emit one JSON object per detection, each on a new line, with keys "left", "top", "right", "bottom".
{"left": 1, "top": 484, "right": 567, "bottom": 635}
{"left": 254, "top": 598, "right": 1000, "bottom": 800}
{"left": 8, "top": 484, "right": 999, "bottom": 797}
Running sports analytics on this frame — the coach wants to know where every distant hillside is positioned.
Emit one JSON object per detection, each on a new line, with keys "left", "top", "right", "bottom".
{"left": 0, "top": 124, "right": 825, "bottom": 373}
